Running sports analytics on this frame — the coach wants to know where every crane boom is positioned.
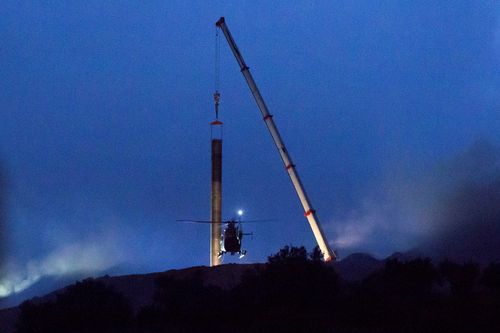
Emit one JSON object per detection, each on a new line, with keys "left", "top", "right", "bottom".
{"left": 216, "top": 17, "right": 336, "bottom": 261}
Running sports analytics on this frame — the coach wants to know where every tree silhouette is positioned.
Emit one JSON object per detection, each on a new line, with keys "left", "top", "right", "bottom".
{"left": 267, "top": 245, "right": 308, "bottom": 264}
{"left": 228, "top": 245, "right": 339, "bottom": 332}
{"left": 309, "top": 246, "right": 323, "bottom": 262}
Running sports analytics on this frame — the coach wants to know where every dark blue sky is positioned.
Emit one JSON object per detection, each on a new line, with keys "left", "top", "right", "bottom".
{"left": 1, "top": 1, "right": 499, "bottom": 297}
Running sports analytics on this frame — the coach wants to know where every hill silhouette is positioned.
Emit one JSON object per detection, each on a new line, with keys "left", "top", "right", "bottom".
{"left": 1, "top": 246, "right": 500, "bottom": 333}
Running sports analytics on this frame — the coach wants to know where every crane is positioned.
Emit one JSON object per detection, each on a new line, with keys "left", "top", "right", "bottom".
{"left": 215, "top": 17, "right": 336, "bottom": 262}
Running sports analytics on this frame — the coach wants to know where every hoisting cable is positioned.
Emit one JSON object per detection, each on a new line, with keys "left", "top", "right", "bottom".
{"left": 213, "top": 27, "right": 221, "bottom": 120}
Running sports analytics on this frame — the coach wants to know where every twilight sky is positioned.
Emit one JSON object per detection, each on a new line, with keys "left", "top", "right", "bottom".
{"left": 1, "top": 1, "right": 499, "bottom": 299}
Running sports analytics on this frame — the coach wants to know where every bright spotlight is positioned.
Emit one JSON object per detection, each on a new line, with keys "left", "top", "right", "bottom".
{"left": 237, "top": 209, "right": 244, "bottom": 216}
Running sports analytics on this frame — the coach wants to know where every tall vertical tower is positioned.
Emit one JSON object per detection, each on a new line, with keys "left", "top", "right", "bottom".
{"left": 211, "top": 33, "right": 222, "bottom": 266}
{"left": 210, "top": 118, "right": 223, "bottom": 267}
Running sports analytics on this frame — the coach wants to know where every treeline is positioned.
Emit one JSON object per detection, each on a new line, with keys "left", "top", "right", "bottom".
{"left": 16, "top": 246, "right": 500, "bottom": 333}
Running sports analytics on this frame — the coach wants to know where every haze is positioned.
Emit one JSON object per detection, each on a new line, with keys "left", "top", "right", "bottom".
{"left": 1, "top": 1, "right": 499, "bottom": 301}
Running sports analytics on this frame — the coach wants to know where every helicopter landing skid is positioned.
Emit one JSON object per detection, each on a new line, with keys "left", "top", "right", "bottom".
{"left": 217, "top": 250, "right": 247, "bottom": 259}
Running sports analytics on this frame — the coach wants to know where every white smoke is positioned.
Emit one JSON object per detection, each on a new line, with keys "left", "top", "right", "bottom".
{"left": 328, "top": 195, "right": 426, "bottom": 258}
{"left": 331, "top": 201, "right": 390, "bottom": 249}
{"left": 0, "top": 235, "right": 124, "bottom": 298}
{"left": 328, "top": 140, "right": 500, "bottom": 262}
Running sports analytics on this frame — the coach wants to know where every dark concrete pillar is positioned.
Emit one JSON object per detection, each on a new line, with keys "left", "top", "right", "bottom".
{"left": 210, "top": 139, "right": 222, "bottom": 266}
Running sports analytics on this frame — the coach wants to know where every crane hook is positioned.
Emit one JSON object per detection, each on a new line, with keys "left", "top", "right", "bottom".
{"left": 214, "top": 91, "right": 220, "bottom": 119}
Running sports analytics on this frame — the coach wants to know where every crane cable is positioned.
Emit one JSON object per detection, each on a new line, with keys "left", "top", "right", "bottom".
{"left": 214, "top": 27, "right": 221, "bottom": 120}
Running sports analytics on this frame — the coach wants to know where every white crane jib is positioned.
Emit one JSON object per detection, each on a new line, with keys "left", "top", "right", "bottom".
{"left": 215, "top": 17, "right": 336, "bottom": 261}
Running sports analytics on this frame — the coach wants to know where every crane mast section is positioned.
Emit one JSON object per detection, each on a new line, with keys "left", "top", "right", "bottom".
{"left": 215, "top": 17, "right": 335, "bottom": 261}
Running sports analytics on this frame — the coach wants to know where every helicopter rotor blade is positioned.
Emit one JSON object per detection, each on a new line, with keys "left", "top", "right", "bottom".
{"left": 176, "top": 219, "right": 223, "bottom": 224}
{"left": 237, "top": 219, "right": 275, "bottom": 223}
{"left": 176, "top": 219, "right": 275, "bottom": 224}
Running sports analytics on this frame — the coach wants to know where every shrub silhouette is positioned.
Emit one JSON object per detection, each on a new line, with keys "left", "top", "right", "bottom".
{"left": 137, "top": 246, "right": 339, "bottom": 333}
{"left": 439, "top": 260, "right": 480, "bottom": 298}
{"left": 13, "top": 246, "right": 500, "bottom": 333}
{"left": 339, "top": 258, "right": 439, "bottom": 332}
{"left": 481, "top": 263, "right": 500, "bottom": 292}
{"left": 17, "top": 278, "right": 133, "bottom": 333}
{"left": 137, "top": 272, "right": 226, "bottom": 333}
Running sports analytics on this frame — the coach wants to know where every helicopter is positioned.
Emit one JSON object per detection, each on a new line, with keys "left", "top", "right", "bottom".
{"left": 177, "top": 210, "right": 271, "bottom": 259}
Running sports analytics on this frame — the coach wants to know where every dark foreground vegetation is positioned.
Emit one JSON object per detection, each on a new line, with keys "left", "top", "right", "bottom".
{"left": 16, "top": 246, "right": 500, "bottom": 333}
